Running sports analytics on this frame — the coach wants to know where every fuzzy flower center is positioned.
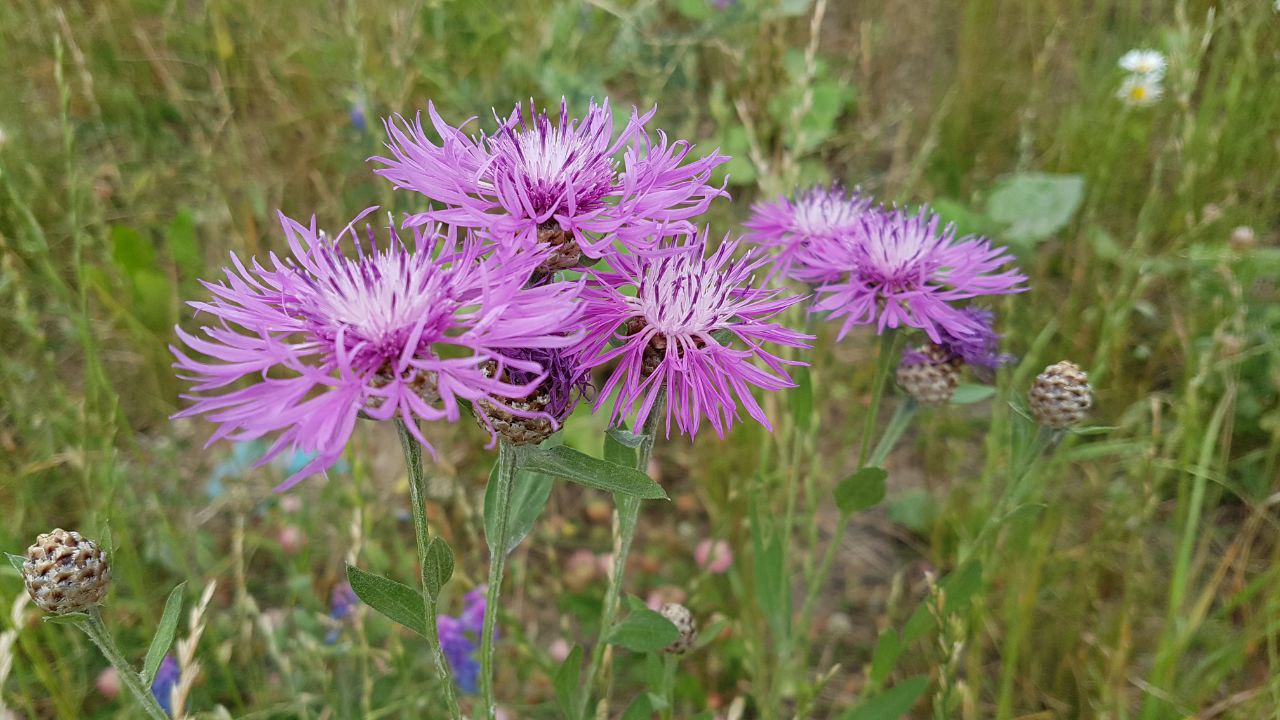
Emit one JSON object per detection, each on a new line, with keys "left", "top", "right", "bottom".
{"left": 488, "top": 111, "right": 616, "bottom": 221}
{"left": 792, "top": 192, "right": 864, "bottom": 237}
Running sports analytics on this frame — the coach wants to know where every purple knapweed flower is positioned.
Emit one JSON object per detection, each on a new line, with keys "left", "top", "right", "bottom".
{"left": 907, "top": 307, "right": 1013, "bottom": 370}
{"left": 373, "top": 98, "right": 728, "bottom": 260}
{"left": 437, "top": 587, "right": 490, "bottom": 694}
{"left": 151, "top": 655, "right": 180, "bottom": 716}
{"left": 573, "top": 230, "right": 812, "bottom": 438}
{"left": 743, "top": 185, "right": 874, "bottom": 282}
{"left": 472, "top": 345, "right": 590, "bottom": 446}
{"left": 171, "top": 208, "right": 582, "bottom": 489}
{"left": 801, "top": 208, "right": 1026, "bottom": 342}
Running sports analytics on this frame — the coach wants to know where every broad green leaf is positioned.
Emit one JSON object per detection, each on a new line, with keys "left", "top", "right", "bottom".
{"left": 985, "top": 172, "right": 1086, "bottom": 245}
{"left": 839, "top": 675, "right": 929, "bottom": 720}
{"left": 167, "top": 209, "right": 202, "bottom": 279}
{"left": 834, "top": 467, "right": 888, "bottom": 515}
{"left": 608, "top": 609, "right": 679, "bottom": 653}
{"left": 523, "top": 446, "right": 667, "bottom": 500}
{"left": 423, "top": 538, "right": 454, "bottom": 600}
{"left": 6, "top": 553, "right": 24, "bottom": 573}
{"left": 949, "top": 384, "right": 996, "bottom": 405}
{"left": 485, "top": 460, "right": 554, "bottom": 557}
{"left": 552, "top": 644, "right": 582, "bottom": 717}
{"left": 110, "top": 225, "right": 156, "bottom": 274}
{"left": 791, "top": 366, "right": 813, "bottom": 431}
{"left": 930, "top": 198, "right": 1002, "bottom": 239}
{"left": 750, "top": 500, "right": 791, "bottom": 642}
{"left": 143, "top": 582, "right": 186, "bottom": 683}
{"left": 43, "top": 612, "right": 91, "bottom": 625}
{"left": 345, "top": 564, "right": 426, "bottom": 637}
{"left": 622, "top": 693, "right": 655, "bottom": 720}
{"left": 604, "top": 427, "right": 641, "bottom": 469}
{"left": 868, "top": 629, "right": 903, "bottom": 686}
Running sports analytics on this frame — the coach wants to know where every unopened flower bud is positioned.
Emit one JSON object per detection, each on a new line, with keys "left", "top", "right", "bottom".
{"left": 896, "top": 345, "right": 960, "bottom": 405}
{"left": 1028, "top": 360, "right": 1092, "bottom": 429}
{"left": 659, "top": 602, "right": 697, "bottom": 655}
{"left": 23, "top": 529, "right": 111, "bottom": 614}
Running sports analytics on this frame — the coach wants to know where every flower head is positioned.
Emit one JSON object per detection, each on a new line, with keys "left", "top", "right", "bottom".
{"left": 1117, "top": 74, "right": 1163, "bottom": 106}
{"left": 437, "top": 588, "right": 490, "bottom": 695}
{"left": 473, "top": 346, "right": 590, "bottom": 445}
{"left": 802, "top": 208, "right": 1025, "bottom": 343}
{"left": 1119, "top": 49, "right": 1167, "bottom": 78}
{"left": 743, "top": 185, "right": 874, "bottom": 281}
{"left": 172, "top": 208, "right": 581, "bottom": 489}
{"left": 373, "top": 99, "right": 728, "bottom": 260}
{"left": 574, "top": 231, "right": 812, "bottom": 438}
{"left": 151, "top": 656, "right": 180, "bottom": 716}
{"left": 900, "top": 307, "right": 1013, "bottom": 374}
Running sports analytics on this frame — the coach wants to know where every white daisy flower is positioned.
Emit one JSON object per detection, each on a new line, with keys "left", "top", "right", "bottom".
{"left": 1117, "top": 74, "right": 1164, "bottom": 107}
{"left": 1119, "top": 49, "right": 1167, "bottom": 78}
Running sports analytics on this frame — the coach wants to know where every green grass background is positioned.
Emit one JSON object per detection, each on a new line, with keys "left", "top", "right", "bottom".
{"left": 1, "top": 0, "right": 1278, "bottom": 717}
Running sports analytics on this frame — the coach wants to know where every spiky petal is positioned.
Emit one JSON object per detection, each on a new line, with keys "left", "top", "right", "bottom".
{"left": 171, "top": 208, "right": 581, "bottom": 488}
{"left": 743, "top": 185, "right": 874, "bottom": 281}
{"left": 373, "top": 99, "right": 728, "bottom": 258}
{"left": 802, "top": 208, "right": 1026, "bottom": 342}
{"left": 574, "top": 231, "right": 812, "bottom": 438}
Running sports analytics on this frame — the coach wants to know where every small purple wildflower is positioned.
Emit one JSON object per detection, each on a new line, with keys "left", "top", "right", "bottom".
{"left": 151, "top": 655, "right": 180, "bottom": 716}
{"left": 437, "top": 588, "right": 490, "bottom": 694}
{"left": 472, "top": 346, "right": 590, "bottom": 439}
{"left": 373, "top": 98, "right": 729, "bottom": 258}
{"left": 573, "top": 230, "right": 813, "bottom": 438}
{"left": 171, "top": 208, "right": 582, "bottom": 488}
{"left": 325, "top": 582, "right": 360, "bottom": 644}
{"left": 801, "top": 208, "right": 1026, "bottom": 343}
{"left": 743, "top": 185, "right": 874, "bottom": 282}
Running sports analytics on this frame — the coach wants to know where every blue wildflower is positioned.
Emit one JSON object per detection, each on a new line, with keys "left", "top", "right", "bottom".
{"left": 151, "top": 655, "right": 180, "bottom": 716}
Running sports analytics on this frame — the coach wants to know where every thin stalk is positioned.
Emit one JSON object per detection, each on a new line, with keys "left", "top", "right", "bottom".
{"left": 799, "top": 331, "right": 898, "bottom": 640}
{"left": 81, "top": 610, "right": 170, "bottom": 720}
{"left": 394, "top": 420, "right": 463, "bottom": 720}
{"left": 659, "top": 653, "right": 678, "bottom": 720}
{"left": 577, "top": 387, "right": 666, "bottom": 720}
{"left": 479, "top": 441, "right": 521, "bottom": 719}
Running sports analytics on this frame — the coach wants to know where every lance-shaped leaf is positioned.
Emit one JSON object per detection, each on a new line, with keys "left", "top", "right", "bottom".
{"left": 524, "top": 446, "right": 667, "bottom": 500}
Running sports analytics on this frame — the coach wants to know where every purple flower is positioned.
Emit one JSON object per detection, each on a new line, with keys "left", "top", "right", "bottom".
{"left": 171, "top": 208, "right": 582, "bottom": 489}
{"left": 573, "top": 230, "right": 812, "bottom": 438}
{"left": 472, "top": 345, "right": 590, "bottom": 439}
{"left": 801, "top": 208, "right": 1026, "bottom": 342}
{"left": 437, "top": 588, "right": 490, "bottom": 694}
{"left": 151, "top": 656, "right": 179, "bottom": 716}
{"left": 743, "top": 185, "right": 874, "bottom": 281}
{"left": 325, "top": 582, "right": 360, "bottom": 644}
{"left": 900, "top": 307, "right": 1014, "bottom": 383}
{"left": 373, "top": 99, "right": 729, "bottom": 259}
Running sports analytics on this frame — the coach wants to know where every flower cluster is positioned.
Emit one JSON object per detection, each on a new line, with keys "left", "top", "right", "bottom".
{"left": 1117, "top": 49, "right": 1166, "bottom": 107}
{"left": 437, "top": 588, "right": 489, "bottom": 694}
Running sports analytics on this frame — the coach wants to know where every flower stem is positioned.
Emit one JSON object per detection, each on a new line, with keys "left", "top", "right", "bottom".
{"left": 799, "top": 331, "right": 899, "bottom": 634}
{"left": 80, "top": 609, "right": 170, "bottom": 720}
{"left": 577, "top": 386, "right": 666, "bottom": 720}
{"left": 394, "top": 419, "right": 463, "bottom": 720}
{"left": 479, "top": 440, "right": 521, "bottom": 720}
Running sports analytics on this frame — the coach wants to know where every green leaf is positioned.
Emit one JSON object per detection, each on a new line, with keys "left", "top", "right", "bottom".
{"left": 43, "top": 612, "right": 91, "bottom": 625}
{"left": 930, "top": 198, "right": 1002, "bottom": 239}
{"left": 143, "top": 582, "right": 186, "bottom": 683}
{"left": 110, "top": 225, "right": 157, "bottom": 274}
{"left": 608, "top": 609, "right": 679, "bottom": 653}
{"left": 167, "top": 210, "right": 202, "bottom": 279}
{"left": 6, "top": 553, "right": 24, "bottom": 573}
{"left": 423, "top": 538, "right": 454, "bottom": 600}
{"left": 985, "top": 172, "right": 1086, "bottom": 245}
{"left": 523, "top": 446, "right": 667, "bottom": 499}
{"left": 622, "top": 691, "right": 655, "bottom": 719}
{"left": 692, "top": 618, "right": 729, "bottom": 651}
{"left": 834, "top": 467, "right": 888, "bottom": 514}
{"left": 949, "top": 384, "right": 996, "bottom": 405}
{"left": 791, "top": 366, "right": 813, "bottom": 431}
{"left": 485, "top": 459, "right": 554, "bottom": 557}
{"left": 345, "top": 564, "right": 426, "bottom": 637}
{"left": 552, "top": 644, "right": 582, "bottom": 717}
{"left": 839, "top": 675, "right": 929, "bottom": 720}
{"left": 750, "top": 503, "right": 791, "bottom": 641}
{"left": 868, "top": 629, "right": 903, "bottom": 686}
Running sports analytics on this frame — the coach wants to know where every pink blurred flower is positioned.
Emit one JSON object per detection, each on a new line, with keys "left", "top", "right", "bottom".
{"left": 695, "top": 539, "right": 733, "bottom": 574}
{"left": 95, "top": 667, "right": 120, "bottom": 699}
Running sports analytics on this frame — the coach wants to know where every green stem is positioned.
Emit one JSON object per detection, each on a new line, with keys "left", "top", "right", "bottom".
{"left": 869, "top": 399, "right": 919, "bottom": 468}
{"left": 80, "top": 610, "right": 169, "bottom": 720}
{"left": 798, "top": 332, "right": 899, "bottom": 646}
{"left": 479, "top": 441, "right": 521, "bottom": 719}
{"left": 394, "top": 420, "right": 463, "bottom": 720}
{"left": 660, "top": 653, "right": 678, "bottom": 720}
{"left": 577, "top": 387, "right": 666, "bottom": 720}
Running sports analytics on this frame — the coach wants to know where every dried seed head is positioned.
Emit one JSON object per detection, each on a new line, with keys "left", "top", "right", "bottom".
{"left": 659, "top": 602, "right": 697, "bottom": 655}
{"left": 1028, "top": 360, "right": 1092, "bottom": 429}
{"left": 23, "top": 529, "right": 111, "bottom": 614}
{"left": 534, "top": 223, "right": 584, "bottom": 275}
{"left": 897, "top": 345, "right": 960, "bottom": 405}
